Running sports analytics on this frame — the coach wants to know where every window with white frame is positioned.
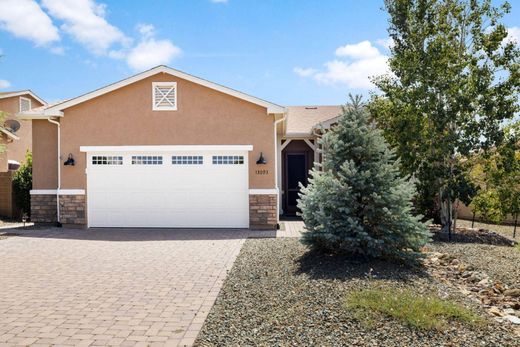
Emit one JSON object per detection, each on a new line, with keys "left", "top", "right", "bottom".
{"left": 212, "top": 155, "right": 244, "bottom": 165}
{"left": 20, "top": 97, "right": 31, "bottom": 112}
{"left": 152, "top": 82, "right": 177, "bottom": 110}
{"left": 172, "top": 156, "right": 203, "bottom": 165}
{"left": 132, "top": 155, "right": 163, "bottom": 165}
{"left": 92, "top": 156, "right": 123, "bottom": 165}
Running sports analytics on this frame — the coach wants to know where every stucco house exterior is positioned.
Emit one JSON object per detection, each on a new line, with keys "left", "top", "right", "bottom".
{"left": 19, "top": 66, "right": 341, "bottom": 229}
{"left": 0, "top": 91, "right": 46, "bottom": 218}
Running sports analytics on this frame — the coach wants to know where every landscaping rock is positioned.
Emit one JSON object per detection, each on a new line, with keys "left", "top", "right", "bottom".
{"left": 504, "top": 289, "right": 520, "bottom": 298}
{"left": 196, "top": 239, "right": 519, "bottom": 346}
{"left": 504, "top": 315, "right": 520, "bottom": 325}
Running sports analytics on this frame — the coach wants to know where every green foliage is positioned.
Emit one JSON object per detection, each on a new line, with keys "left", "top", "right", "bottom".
{"left": 298, "top": 96, "right": 430, "bottom": 261}
{"left": 469, "top": 122, "right": 520, "bottom": 223}
{"left": 12, "top": 152, "right": 32, "bottom": 217}
{"left": 369, "top": 0, "right": 520, "bottom": 229}
{"left": 0, "top": 111, "right": 6, "bottom": 153}
{"left": 345, "top": 287, "right": 483, "bottom": 330}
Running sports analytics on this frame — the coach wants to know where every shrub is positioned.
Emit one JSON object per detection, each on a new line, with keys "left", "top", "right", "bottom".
{"left": 12, "top": 151, "right": 32, "bottom": 218}
{"left": 298, "top": 96, "right": 430, "bottom": 260}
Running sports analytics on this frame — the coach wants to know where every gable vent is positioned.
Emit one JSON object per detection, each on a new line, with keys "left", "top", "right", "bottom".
{"left": 153, "top": 82, "right": 177, "bottom": 111}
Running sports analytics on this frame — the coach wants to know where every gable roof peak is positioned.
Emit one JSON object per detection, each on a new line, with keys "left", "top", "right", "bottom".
{"left": 43, "top": 65, "right": 285, "bottom": 115}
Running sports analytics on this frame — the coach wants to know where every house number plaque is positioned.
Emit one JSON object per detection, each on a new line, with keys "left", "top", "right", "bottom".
{"left": 255, "top": 169, "right": 269, "bottom": 175}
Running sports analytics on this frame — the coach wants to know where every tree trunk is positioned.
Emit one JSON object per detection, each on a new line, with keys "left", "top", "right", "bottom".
{"left": 439, "top": 187, "right": 453, "bottom": 239}
{"left": 514, "top": 213, "right": 518, "bottom": 239}
{"left": 471, "top": 211, "right": 476, "bottom": 228}
{"left": 453, "top": 200, "right": 459, "bottom": 231}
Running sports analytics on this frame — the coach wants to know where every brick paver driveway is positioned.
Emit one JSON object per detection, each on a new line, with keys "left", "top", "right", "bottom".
{"left": 0, "top": 227, "right": 269, "bottom": 346}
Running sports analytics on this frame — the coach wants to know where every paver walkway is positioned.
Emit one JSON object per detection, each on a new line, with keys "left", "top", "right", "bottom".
{"left": 277, "top": 220, "right": 305, "bottom": 238}
{"left": 0, "top": 228, "right": 268, "bottom": 346}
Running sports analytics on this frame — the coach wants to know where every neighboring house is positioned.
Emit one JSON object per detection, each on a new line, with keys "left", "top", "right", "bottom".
{"left": 0, "top": 91, "right": 46, "bottom": 218}
{"left": 19, "top": 65, "right": 342, "bottom": 229}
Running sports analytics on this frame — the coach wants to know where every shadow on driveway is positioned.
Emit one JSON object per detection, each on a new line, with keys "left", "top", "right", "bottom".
{"left": 9, "top": 226, "right": 276, "bottom": 242}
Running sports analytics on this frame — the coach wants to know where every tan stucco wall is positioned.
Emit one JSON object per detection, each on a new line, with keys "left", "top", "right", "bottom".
{"left": 32, "top": 120, "right": 58, "bottom": 189}
{"left": 33, "top": 73, "right": 276, "bottom": 191}
{"left": 0, "top": 95, "right": 44, "bottom": 170}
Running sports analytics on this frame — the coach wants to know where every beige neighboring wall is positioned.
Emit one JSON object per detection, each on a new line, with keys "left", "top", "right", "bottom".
{"left": 32, "top": 120, "right": 58, "bottom": 189}
{"left": 0, "top": 95, "right": 44, "bottom": 169}
{"left": 33, "top": 73, "right": 276, "bottom": 191}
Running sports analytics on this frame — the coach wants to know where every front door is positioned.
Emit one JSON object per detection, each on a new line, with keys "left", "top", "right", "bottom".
{"left": 285, "top": 153, "right": 308, "bottom": 215}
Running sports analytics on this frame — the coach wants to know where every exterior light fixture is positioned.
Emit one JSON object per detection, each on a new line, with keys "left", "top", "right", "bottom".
{"left": 64, "top": 153, "right": 75, "bottom": 166}
{"left": 256, "top": 152, "right": 267, "bottom": 165}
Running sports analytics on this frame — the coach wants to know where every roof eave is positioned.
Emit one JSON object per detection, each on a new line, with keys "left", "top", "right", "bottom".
{"left": 0, "top": 90, "right": 47, "bottom": 105}
{"left": 16, "top": 110, "right": 64, "bottom": 120}
{"left": 284, "top": 132, "right": 315, "bottom": 139}
{"left": 0, "top": 127, "right": 20, "bottom": 140}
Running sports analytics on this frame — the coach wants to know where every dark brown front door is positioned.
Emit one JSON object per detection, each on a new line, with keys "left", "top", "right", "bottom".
{"left": 285, "top": 153, "right": 308, "bottom": 215}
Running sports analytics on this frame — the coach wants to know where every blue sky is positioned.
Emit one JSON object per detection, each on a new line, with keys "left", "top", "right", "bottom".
{"left": 0, "top": 0, "right": 519, "bottom": 106}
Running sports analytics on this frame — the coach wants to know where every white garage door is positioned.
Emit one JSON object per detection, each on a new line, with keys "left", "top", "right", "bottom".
{"left": 85, "top": 146, "right": 250, "bottom": 228}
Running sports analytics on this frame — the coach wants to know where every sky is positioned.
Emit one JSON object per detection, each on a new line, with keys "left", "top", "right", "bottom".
{"left": 0, "top": 0, "right": 519, "bottom": 106}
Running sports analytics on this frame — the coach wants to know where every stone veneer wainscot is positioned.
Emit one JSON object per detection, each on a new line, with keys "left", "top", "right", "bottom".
{"left": 249, "top": 194, "right": 277, "bottom": 229}
{"left": 31, "top": 194, "right": 85, "bottom": 226}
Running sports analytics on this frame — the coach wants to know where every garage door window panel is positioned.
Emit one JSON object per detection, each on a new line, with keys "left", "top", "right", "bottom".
{"left": 172, "top": 156, "right": 203, "bottom": 165}
{"left": 132, "top": 156, "right": 163, "bottom": 165}
{"left": 92, "top": 156, "right": 123, "bottom": 165}
{"left": 212, "top": 155, "right": 244, "bottom": 165}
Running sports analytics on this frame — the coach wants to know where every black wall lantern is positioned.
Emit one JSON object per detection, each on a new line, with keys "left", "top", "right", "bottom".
{"left": 64, "top": 153, "right": 75, "bottom": 166}
{"left": 256, "top": 152, "right": 267, "bottom": 165}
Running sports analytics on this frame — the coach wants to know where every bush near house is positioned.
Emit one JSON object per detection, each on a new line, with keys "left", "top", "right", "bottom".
{"left": 12, "top": 152, "right": 32, "bottom": 218}
{"left": 298, "top": 96, "right": 430, "bottom": 261}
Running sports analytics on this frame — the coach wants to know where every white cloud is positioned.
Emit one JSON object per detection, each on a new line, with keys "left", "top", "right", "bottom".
{"left": 294, "top": 40, "right": 390, "bottom": 89}
{"left": 41, "top": 0, "right": 129, "bottom": 55}
{"left": 0, "top": 0, "right": 59, "bottom": 46}
{"left": 0, "top": 79, "right": 11, "bottom": 89}
{"left": 111, "top": 24, "right": 181, "bottom": 71}
{"left": 507, "top": 26, "right": 520, "bottom": 45}
{"left": 335, "top": 40, "right": 380, "bottom": 59}
{"left": 314, "top": 56, "right": 389, "bottom": 89}
{"left": 136, "top": 23, "right": 155, "bottom": 40}
{"left": 293, "top": 67, "right": 317, "bottom": 77}
{"left": 126, "top": 39, "right": 181, "bottom": 71}
{"left": 376, "top": 37, "right": 394, "bottom": 50}
{"left": 50, "top": 46, "right": 65, "bottom": 55}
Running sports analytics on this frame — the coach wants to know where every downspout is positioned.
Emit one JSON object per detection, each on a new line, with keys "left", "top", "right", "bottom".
{"left": 274, "top": 111, "right": 287, "bottom": 224}
{"left": 47, "top": 117, "right": 61, "bottom": 227}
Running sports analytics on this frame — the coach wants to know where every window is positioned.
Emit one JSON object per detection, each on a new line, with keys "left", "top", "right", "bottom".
{"left": 172, "top": 156, "right": 203, "bottom": 165}
{"left": 212, "top": 155, "right": 244, "bottom": 165}
{"left": 92, "top": 156, "right": 123, "bottom": 165}
{"left": 20, "top": 97, "right": 31, "bottom": 112}
{"left": 152, "top": 82, "right": 177, "bottom": 110}
{"left": 132, "top": 155, "right": 163, "bottom": 165}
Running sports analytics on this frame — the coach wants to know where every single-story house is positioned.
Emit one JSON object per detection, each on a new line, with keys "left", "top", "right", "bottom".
{"left": 19, "top": 65, "right": 341, "bottom": 229}
{"left": 0, "top": 90, "right": 46, "bottom": 218}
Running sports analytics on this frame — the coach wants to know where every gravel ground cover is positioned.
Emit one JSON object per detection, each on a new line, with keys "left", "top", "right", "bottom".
{"left": 195, "top": 238, "right": 517, "bottom": 346}
{"left": 456, "top": 219, "right": 518, "bottom": 241}
{"left": 429, "top": 241, "right": 520, "bottom": 288}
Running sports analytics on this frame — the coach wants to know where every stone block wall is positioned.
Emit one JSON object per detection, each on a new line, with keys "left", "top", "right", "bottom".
{"left": 31, "top": 195, "right": 57, "bottom": 223}
{"left": 31, "top": 194, "right": 86, "bottom": 225}
{"left": 249, "top": 194, "right": 277, "bottom": 229}
{"left": 59, "top": 195, "right": 86, "bottom": 225}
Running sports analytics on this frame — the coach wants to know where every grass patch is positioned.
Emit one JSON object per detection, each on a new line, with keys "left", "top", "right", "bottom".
{"left": 345, "top": 287, "right": 482, "bottom": 330}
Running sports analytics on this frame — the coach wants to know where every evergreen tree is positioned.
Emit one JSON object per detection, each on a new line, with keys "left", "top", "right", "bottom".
{"left": 298, "top": 96, "right": 430, "bottom": 260}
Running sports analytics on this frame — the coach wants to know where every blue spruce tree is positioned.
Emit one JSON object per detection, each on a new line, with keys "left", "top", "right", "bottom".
{"left": 298, "top": 95, "right": 430, "bottom": 260}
